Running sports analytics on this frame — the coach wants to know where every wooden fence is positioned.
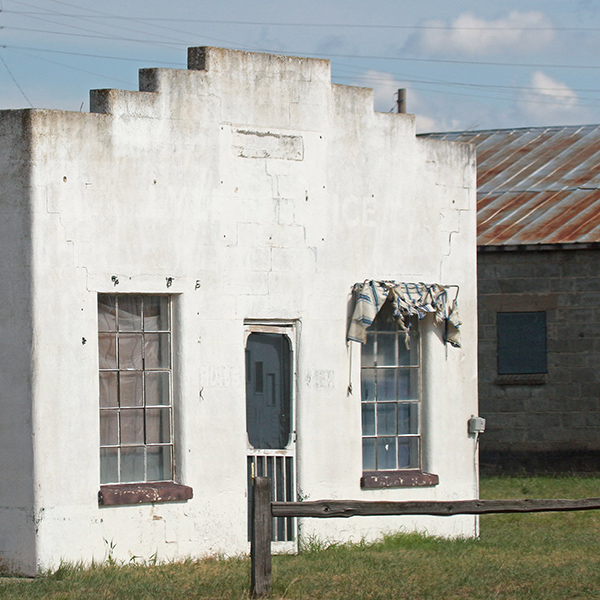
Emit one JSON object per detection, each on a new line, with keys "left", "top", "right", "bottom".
{"left": 250, "top": 476, "right": 600, "bottom": 597}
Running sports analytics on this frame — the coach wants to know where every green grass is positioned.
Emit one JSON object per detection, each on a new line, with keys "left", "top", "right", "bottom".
{"left": 2, "top": 476, "right": 600, "bottom": 599}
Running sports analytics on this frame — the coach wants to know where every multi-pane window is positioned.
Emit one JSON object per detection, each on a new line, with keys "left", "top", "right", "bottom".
{"left": 98, "top": 295, "right": 173, "bottom": 484}
{"left": 497, "top": 311, "right": 547, "bottom": 375}
{"left": 361, "top": 303, "right": 421, "bottom": 471}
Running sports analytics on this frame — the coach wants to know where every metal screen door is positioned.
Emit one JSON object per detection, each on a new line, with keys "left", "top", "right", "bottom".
{"left": 246, "top": 330, "right": 296, "bottom": 546}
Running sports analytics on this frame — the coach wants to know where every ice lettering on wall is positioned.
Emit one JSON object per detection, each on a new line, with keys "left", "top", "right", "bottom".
{"left": 199, "top": 366, "right": 243, "bottom": 388}
{"left": 305, "top": 369, "right": 335, "bottom": 389}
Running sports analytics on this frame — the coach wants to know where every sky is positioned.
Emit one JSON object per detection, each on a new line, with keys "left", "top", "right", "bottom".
{"left": 1, "top": 0, "right": 600, "bottom": 132}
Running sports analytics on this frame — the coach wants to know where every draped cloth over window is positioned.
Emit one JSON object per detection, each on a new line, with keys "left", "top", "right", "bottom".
{"left": 347, "top": 280, "right": 462, "bottom": 348}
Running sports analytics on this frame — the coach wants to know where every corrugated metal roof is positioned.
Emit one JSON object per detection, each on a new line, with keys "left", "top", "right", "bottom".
{"left": 422, "top": 124, "right": 600, "bottom": 246}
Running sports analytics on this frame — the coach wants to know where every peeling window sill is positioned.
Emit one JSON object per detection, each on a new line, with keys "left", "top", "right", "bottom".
{"left": 99, "top": 482, "right": 193, "bottom": 506}
{"left": 361, "top": 470, "right": 439, "bottom": 489}
{"left": 495, "top": 373, "right": 548, "bottom": 386}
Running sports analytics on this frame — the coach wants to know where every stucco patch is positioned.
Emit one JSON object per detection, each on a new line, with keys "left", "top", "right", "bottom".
{"left": 233, "top": 129, "right": 304, "bottom": 161}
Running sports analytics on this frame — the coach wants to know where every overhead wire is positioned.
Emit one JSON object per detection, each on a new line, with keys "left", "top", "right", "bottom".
{"left": 335, "top": 70, "right": 599, "bottom": 108}
{"left": 0, "top": 52, "right": 33, "bottom": 106}
{"left": 2, "top": 0, "right": 600, "bottom": 72}
{"left": 0, "top": 2, "right": 599, "bottom": 114}
{"left": 5, "top": 46, "right": 136, "bottom": 84}
{"left": 3, "top": 11, "right": 600, "bottom": 32}
{"left": 2, "top": 1, "right": 600, "bottom": 71}
{"left": 4, "top": 40, "right": 597, "bottom": 104}
{"left": 5, "top": 0, "right": 260, "bottom": 51}
{"left": 0, "top": 44, "right": 182, "bottom": 65}
{"left": 333, "top": 64, "right": 600, "bottom": 96}
{"left": 35, "top": 0, "right": 259, "bottom": 50}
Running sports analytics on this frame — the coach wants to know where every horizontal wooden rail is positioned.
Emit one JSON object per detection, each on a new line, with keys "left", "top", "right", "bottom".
{"left": 251, "top": 477, "right": 600, "bottom": 597}
{"left": 272, "top": 497, "right": 600, "bottom": 518}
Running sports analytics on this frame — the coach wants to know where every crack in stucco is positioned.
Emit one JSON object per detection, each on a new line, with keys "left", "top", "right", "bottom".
{"left": 438, "top": 208, "right": 468, "bottom": 281}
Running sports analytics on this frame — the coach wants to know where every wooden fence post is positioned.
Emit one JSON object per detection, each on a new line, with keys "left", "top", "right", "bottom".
{"left": 251, "top": 476, "right": 272, "bottom": 597}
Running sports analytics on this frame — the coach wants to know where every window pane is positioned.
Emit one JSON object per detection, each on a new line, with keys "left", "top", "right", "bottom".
{"left": 362, "top": 438, "right": 376, "bottom": 470}
{"left": 377, "top": 437, "right": 397, "bottom": 470}
{"left": 376, "top": 333, "right": 397, "bottom": 366}
{"left": 362, "top": 403, "right": 375, "bottom": 436}
{"left": 100, "top": 410, "right": 118, "bottom": 445}
{"left": 144, "top": 296, "right": 169, "bottom": 331}
{"left": 119, "top": 372, "right": 143, "bottom": 407}
{"left": 144, "top": 333, "right": 170, "bottom": 369}
{"left": 120, "top": 447, "right": 145, "bottom": 482}
{"left": 398, "top": 403, "right": 419, "bottom": 435}
{"left": 374, "top": 308, "right": 396, "bottom": 331}
{"left": 146, "top": 408, "right": 171, "bottom": 444}
{"left": 118, "top": 297, "right": 142, "bottom": 331}
{"left": 361, "top": 309, "right": 421, "bottom": 473}
{"left": 397, "top": 369, "right": 419, "bottom": 400}
{"left": 398, "top": 437, "right": 419, "bottom": 469}
{"left": 361, "top": 369, "right": 376, "bottom": 402}
{"left": 377, "top": 403, "right": 397, "bottom": 436}
{"left": 397, "top": 334, "right": 419, "bottom": 366}
{"left": 99, "top": 372, "right": 118, "bottom": 407}
{"left": 377, "top": 369, "right": 396, "bottom": 400}
{"left": 100, "top": 448, "right": 118, "bottom": 484}
{"left": 120, "top": 409, "right": 144, "bottom": 445}
{"left": 147, "top": 446, "right": 172, "bottom": 481}
{"left": 145, "top": 372, "right": 170, "bottom": 406}
{"left": 98, "top": 333, "right": 117, "bottom": 369}
{"left": 119, "top": 334, "right": 143, "bottom": 369}
{"left": 98, "top": 294, "right": 174, "bottom": 485}
{"left": 98, "top": 295, "right": 117, "bottom": 332}
{"left": 497, "top": 312, "right": 547, "bottom": 374}
{"left": 255, "top": 361, "right": 264, "bottom": 394}
{"left": 362, "top": 334, "right": 375, "bottom": 367}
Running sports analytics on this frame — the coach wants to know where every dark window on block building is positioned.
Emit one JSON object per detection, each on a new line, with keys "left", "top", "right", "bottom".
{"left": 497, "top": 311, "right": 547, "bottom": 375}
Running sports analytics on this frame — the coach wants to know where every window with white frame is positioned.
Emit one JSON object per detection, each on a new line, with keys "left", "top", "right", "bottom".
{"left": 98, "top": 294, "right": 173, "bottom": 484}
{"left": 361, "top": 301, "right": 421, "bottom": 472}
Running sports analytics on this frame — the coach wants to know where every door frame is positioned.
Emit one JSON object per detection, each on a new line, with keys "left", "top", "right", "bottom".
{"left": 244, "top": 320, "right": 298, "bottom": 553}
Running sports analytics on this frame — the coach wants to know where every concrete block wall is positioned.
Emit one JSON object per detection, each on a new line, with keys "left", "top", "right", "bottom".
{"left": 477, "top": 247, "right": 600, "bottom": 472}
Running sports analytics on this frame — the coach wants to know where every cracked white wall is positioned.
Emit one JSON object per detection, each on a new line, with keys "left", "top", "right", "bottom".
{"left": 0, "top": 47, "right": 478, "bottom": 575}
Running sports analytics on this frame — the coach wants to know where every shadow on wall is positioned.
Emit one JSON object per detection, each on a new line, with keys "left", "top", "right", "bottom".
{"left": 480, "top": 450, "right": 600, "bottom": 475}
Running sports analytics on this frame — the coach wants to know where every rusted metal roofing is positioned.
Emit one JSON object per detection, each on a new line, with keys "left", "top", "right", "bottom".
{"left": 422, "top": 124, "right": 600, "bottom": 246}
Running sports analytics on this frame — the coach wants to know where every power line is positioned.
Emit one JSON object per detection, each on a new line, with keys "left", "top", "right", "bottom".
{"left": 5, "top": 47, "right": 134, "bottom": 85}
{"left": 339, "top": 68, "right": 600, "bottom": 95}
{"left": 5, "top": 0, "right": 260, "bottom": 52}
{"left": 0, "top": 44, "right": 182, "bottom": 65}
{"left": 2, "top": 41, "right": 599, "bottom": 108}
{"left": 3, "top": 27, "right": 599, "bottom": 72}
{"left": 1, "top": 4, "right": 599, "bottom": 119}
{"left": 4, "top": 0, "right": 185, "bottom": 49}
{"left": 2, "top": 11, "right": 600, "bottom": 32}
{"left": 5, "top": 41, "right": 600, "bottom": 97}
{"left": 344, "top": 77, "right": 600, "bottom": 109}
{"left": 0, "top": 52, "right": 33, "bottom": 106}
{"left": 299, "top": 50, "right": 600, "bottom": 71}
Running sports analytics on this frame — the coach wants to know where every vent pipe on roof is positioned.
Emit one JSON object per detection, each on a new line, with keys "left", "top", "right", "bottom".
{"left": 397, "top": 88, "right": 406, "bottom": 114}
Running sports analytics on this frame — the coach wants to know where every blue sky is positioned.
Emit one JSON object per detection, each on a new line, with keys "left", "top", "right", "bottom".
{"left": 1, "top": 0, "right": 600, "bottom": 132}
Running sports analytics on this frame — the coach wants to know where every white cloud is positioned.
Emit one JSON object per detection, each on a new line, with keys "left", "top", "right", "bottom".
{"left": 516, "top": 71, "right": 588, "bottom": 125}
{"left": 408, "top": 11, "right": 554, "bottom": 56}
{"left": 528, "top": 71, "right": 577, "bottom": 107}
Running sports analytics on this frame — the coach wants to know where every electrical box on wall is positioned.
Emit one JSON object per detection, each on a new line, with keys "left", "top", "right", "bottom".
{"left": 468, "top": 416, "right": 486, "bottom": 434}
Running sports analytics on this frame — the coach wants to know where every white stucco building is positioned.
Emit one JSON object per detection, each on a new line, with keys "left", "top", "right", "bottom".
{"left": 0, "top": 47, "right": 478, "bottom": 576}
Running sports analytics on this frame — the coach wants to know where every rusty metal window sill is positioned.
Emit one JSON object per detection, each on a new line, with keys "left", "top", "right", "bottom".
{"left": 99, "top": 482, "right": 193, "bottom": 506}
{"left": 361, "top": 470, "right": 439, "bottom": 489}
